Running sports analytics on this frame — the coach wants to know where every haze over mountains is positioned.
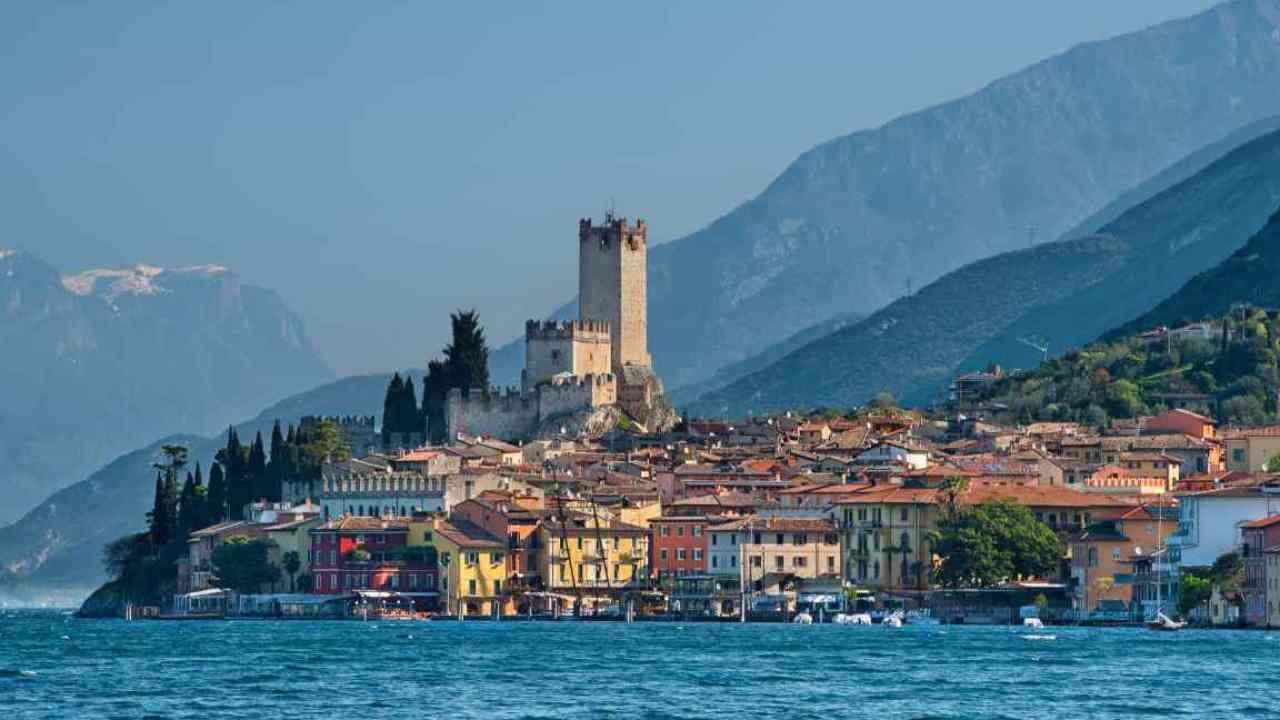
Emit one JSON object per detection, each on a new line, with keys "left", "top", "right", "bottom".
{"left": 530, "top": 0, "right": 1280, "bottom": 393}
{"left": 0, "top": 252, "right": 332, "bottom": 524}
{"left": 689, "top": 124, "right": 1280, "bottom": 416}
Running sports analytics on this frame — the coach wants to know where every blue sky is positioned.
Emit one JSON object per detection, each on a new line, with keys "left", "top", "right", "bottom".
{"left": 0, "top": 1, "right": 1220, "bottom": 374}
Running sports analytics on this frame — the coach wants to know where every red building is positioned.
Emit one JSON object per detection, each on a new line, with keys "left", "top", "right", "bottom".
{"left": 309, "top": 516, "right": 438, "bottom": 607}
{"left": 650, "top": 515, "right": 716, "bottom": 585}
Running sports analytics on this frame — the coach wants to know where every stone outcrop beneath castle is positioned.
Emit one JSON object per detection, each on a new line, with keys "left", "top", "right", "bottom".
{"left": 522, "top": 319, "right": 612, "bottom": 391}
{"left": 446, "top": 373, "right": 616, "bottom": 442}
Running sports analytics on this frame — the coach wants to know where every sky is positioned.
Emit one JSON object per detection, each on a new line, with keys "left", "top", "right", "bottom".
{"left": 0, "top": 1, "right": 1222, "bottom": 375}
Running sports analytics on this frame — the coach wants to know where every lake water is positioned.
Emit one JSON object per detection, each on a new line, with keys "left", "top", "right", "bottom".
{"left": 3, "top": 610, "right": 1279, "bottom": 719}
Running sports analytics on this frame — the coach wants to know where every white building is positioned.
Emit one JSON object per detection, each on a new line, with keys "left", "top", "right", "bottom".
{"left": 853, "top": 441, "right": 929, "bottom": 471}
{"left": 1167, "top": 484, "right": 1280, "bottom": 567}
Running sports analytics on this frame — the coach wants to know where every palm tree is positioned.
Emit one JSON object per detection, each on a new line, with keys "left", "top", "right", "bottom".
{"left": 282, "top": 551, "right": 301, "bottom": 593}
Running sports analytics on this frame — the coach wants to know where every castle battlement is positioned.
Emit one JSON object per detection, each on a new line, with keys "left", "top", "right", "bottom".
{"left": 548, "top": 371, "right": 616, "bottom": 389}
{"left": 579, "top": 213, "right": 646, "bottom": 250}
{"left": 524, "top": 318, "right": 611, "bottom": 342}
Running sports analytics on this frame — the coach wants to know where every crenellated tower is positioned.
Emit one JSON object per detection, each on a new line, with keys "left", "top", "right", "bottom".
{"left": 578, "top": 213, "right": 651, "bottom": 373}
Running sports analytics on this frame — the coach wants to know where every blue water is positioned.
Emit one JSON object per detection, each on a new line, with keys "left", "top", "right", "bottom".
{"left": 3, "top": 611, "right": 1279, "bottom": 719}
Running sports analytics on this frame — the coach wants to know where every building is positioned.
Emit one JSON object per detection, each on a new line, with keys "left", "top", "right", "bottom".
{"left": 1240, "top": 515, "right": 1280, "bottom": 626}
{"left": 1167, "top": 484, "right": 1280, "bottom": 569}
{"left": 408, "top": 515, "right": 508, "bottom": 617}
{"left": 308, "top": 516, "right": 438, "bottom": 607}
{"left": 650, "top": 515, "right": 713, "bottom": 584}
{"left": 444, "top": 214, "right": 666, "bottom": 441}
{"left": 538, "top": 514, "right": 649, "bottom": 611}
{"left": 1266, "top": 547, "right": 1280, "bottom": 628}
{"left": 1144, "top": 409, "right": 1216, "bottom": 441}
{"left": 318, "top": 468, "right": 446, "bottom": 521}
{"left": 1069, "top": 505, "right": 1177, "bottom": 617}
{"left": 1222, "top": 427, "right": 1280, "bottom": 472}
{"left": 448, "top": 496, "right": 550, "bottom": 602}
{"left": 706, "top": 516, "right": 841, "bottom": 599}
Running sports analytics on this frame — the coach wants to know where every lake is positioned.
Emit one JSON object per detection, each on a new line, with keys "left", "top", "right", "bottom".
{"left": 3, "top": 611, "right": 1278, "bottom": 719}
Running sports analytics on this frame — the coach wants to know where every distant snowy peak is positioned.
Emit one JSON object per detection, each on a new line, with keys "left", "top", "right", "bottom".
{"left": 61, "top": 264, "right": 231, "bottom": 302}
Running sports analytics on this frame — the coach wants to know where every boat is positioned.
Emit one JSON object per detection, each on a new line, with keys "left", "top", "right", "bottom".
{"left": 882, "top": 611, "right": 904, "bottom": 628}
{"left": 905, "top": 609, "right": 940, "bottom": 626}
{"left": 834, "top": 613, "right": 873, "bottom": 625}
{"left": 1023, "top": 617, "right": 1044, "bottom": 629}
{"left": 792, "top": 612, "right": 813, "bottom": 625}
{"left": 1145, "top": 611, "right": 1185, "bottom": 632}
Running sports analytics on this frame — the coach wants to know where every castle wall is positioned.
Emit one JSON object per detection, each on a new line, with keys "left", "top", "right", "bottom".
{"left": 538, "top": 373, "right": 616, "bottom": 420}
{"left": 523, "top": 320, "right": 612, "bottom": 391}
{"left": 446, "top": 388, "right": 540, "bottom": 442}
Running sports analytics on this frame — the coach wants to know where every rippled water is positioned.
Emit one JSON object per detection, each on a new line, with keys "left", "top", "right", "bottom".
{"left": 4, "top": 610, "right": 1280, "bottom": 719}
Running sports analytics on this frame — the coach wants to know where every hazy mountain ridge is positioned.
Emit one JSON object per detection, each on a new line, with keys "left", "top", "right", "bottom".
{"left": 0, "top": 251, "right": 333, "bottom": 524}
{"left": 688, "top": 125, "right": 1280, "bottom": 415}
{"left": 524, "top": 0, "right": 1280, "bottom": 394}
{"left": 0, "top": 373, "right": 398, "bottom": 603}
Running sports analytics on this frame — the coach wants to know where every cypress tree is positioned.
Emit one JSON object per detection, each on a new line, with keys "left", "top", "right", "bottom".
{"left": 382, "top": 373, "right": 404, "bottom": 445}
{"left": 401, "top": 376, "right": 420, "bottom": 437}
{"left": 148, "top": 472, "right": 168, "bottom": 549}
{"left": 424, "top": 359, "right": 449, "bottom": 444}
{"left": 176, "top": 472, "right": 197, "bottom": 544}
{"left": 248, "top": 431, "right": 268, "bottom": 503}
{"left": 444, "top": 310, "right": 490, "bottom": 393}
{"left": 267, "top": 421, "right": 286, "bottom": 503}
{"left": 207, "top": 462, "right": 227, "bottom": 524}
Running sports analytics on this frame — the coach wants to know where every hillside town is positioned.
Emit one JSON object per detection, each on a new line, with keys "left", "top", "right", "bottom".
{"left": 110, "top": 213, "right": 1280, "bottom": 630}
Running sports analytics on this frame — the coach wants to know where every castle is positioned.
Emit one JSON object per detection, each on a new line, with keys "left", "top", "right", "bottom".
{"left": 446, "top": 213, "right": 665, "bottom": 441}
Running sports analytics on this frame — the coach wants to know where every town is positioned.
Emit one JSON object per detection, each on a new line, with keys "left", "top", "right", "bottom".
{"left": 104, "top": 213, "right": 1280, "bottom": 631}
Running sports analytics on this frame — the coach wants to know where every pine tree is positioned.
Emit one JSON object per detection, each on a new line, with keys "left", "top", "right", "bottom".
{"left": 207, "top": 462, "right": 228, "bottom": 524}
{"left": 382, "top": 373, "right": 404, "bottom": 445}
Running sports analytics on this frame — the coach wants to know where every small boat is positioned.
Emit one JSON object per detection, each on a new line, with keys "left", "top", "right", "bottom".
{"left": 792, "top": 612, "right": 813, "bottom": 625}
{"left": 1023, "top": 617, "right": 1044, "bottom": 630}
{"left": 1145, "top": 611, "right": 1185, "bottom": 632}
{"left": 883, "top": 611, "right": 904, "bottom": 628}
{"left": 906, "top": 609, "right": 941, "bottom": 626}
{"left": 834, "top": 613, "right": 873, "bottom": 625}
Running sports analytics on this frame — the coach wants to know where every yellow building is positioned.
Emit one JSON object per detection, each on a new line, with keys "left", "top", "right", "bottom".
{"left": 263, "top": 515, "right": 324, "bottom": 593}
{"left": 538, "top": 514, "right": 648, "bottom": 611}
{"left": 408, "top": 516, "right": 509, "bottom": 617}
{"left": 835, "top": 487, "right": 940, "bottom": 591}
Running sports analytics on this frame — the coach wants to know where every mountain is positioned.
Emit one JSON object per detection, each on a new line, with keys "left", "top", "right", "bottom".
{"left": 976, "top": 213, "right": 1280, "bottom": 427}
{"left": 687, "top": 125, "right": 1280, "bottom": 417}
{"left": 504, "top": 0, "right": 1280, "bottom": 395}
{"left": 1110, "top": 207, "right": 1280, "bottom": 336}
{"left": 0, "top": 253, "right": 332, "bottom": 524}
{"left": 0, "top": 372, "right": 399, "bottom": 604}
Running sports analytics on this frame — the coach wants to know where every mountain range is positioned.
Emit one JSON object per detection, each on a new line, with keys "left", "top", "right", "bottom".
{"left": 0, "top": 372, "right": 400, "bottom": 605}
{"left": 688, "top": 122, "right": 1280, "bottom": 416}
{"left": 489, "top": 0, "right": 1280, "bottom": 396}
{"left": 0, "top": 253, "right": 332, "bottom": 524}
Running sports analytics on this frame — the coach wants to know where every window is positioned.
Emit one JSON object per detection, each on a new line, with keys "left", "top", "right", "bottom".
{"left": 660, "top": 549, "right": 669, "bottom": 561}
{"left": 423, "top": 531, "right": 433, "bottom": 543}
{"left": 1233, "top": 449, "right": 1246, "bottom": 463}
{"left": 677, "top": 549, "right": 688, "bottom": 561}
{"left": 693, "top": 549, "right": 703, "bottom": 562}
{"left": 730, "top": 556, "right": 737, "bottom": 568}
{"left": 900, "top": 508, "right": 908, "bottom": 522}
{"left": 711, "top": 556, "right": 719, "bottom": 569}
{"left": 390, "top": 574, "right": 399, "bottom": 589}
{"left": 468, "top": 579, "right": 477, "bottom": 595}
{"left": 827, "top": 556, "right": 836, "bottom": 572}
{"left": 753, "top": 532, "right": 761, "bottom": 544}
{"left": 330, "top": 550, "right": 337, "bottom": 564}
{"left": 775, "top": 533, "right": 785, "bottom": 545}
{"left": 329, "top": 574, "right": 337, "bottom": 590}
{"left": 793, "top": 534, "right": 807, "bottom": 546}
{"left": 576, "top": 537, "right": 583, "bottom": 550}
{"left": 711, "top": 534, "right": 718, "bottom": 546}
{"left": 660, "top": 526, "right": 670, "bottom": 537}
{"left": 466, "top": 552, "right": 480, "bottom": 565}
{"left": 794, "top": 556, "right": 807, "bottom": 568}
{"left": 494, "top": 580, "right": 502, "bottom": 595}
{"left": 409, "top": 574, "right": 419, "bottom": 589}
{"left": 775, "top": 556, "right": 784, "bottom": 569}
{"left": 693, "top": 526, "right": 702, "bottom": 537}
{"left": 492, "top": 552, "right": 504, "bottom": 565}
{"left": 677, "top": 526, "right": 685, "bottom": 537}
{"left": 751, "top": 556, "right": 762, "bottom": 568}
{"left": 1087, "top": 548, "right": 1098, "bottom": 567}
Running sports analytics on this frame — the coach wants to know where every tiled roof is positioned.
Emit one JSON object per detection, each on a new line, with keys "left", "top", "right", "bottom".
{"left": 709, "top": 515, "right": 836, "bottom": 533}
{"left": 1240, "top": 514, "right": 1280, "bottom": 529}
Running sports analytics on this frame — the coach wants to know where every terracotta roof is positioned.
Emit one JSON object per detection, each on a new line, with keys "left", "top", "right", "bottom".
{"left": 1241, "top": 515, "right": 1280, "bottom": 529}
{"left": 398, "top": 449, "right": 441, "bottom": 462}
{"left": 433, "top": 518, "right": 504, "bottom": 549}
{"left": 709, "top": 515, "right": 836, "bottom": 533}
{"left": 1221, "top": 426, "right": 1280, "bottom": 439}
{"left": 313, "top": 517, "right": 410, "bottom": 532}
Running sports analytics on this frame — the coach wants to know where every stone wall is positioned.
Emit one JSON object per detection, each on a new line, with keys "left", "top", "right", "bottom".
{"left": 538, "top": 373, "right": 616, "bottom": 420}
{"left": 446, "top": 387, "right": 540, "bottom": 441}
{"left": 523, "top": 319, "right": 612, "bottom": 391}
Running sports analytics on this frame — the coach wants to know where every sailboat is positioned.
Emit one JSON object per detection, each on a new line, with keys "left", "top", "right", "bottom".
{"left": 1145, "top": 502, "right": 1184, "bottom": 632}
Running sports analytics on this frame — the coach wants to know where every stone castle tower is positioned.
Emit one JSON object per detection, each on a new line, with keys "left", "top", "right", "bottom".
{"left": 578, "top": 213, "right": 651, "bottom": 372}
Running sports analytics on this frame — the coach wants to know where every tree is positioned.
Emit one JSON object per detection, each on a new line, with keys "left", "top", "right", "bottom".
{"left": 400, "top": 375, "right": 420, "bottom": 438}
{"left": 211, "top": 536, "right": 282, "bottom": 594}
{"left": 1211, "top": 551, "right": 1245, "bottom": 592}
{"left": 302, "top": 419, "right": 351, "bottom": 467}
{"left": 207, "top": 462, "right": 228, "bottom": 525}
{"left": 1179, "top": 571, "right": 1212, "bottom": 617}
{"left": 382, "top": 373, "right": 405, "bottom": 445}
{"left": 282, "top": 550, "right": 302, "bottom": 593}
{"left": 443, "top": 310, "right": 490, "bottom": 394}
{"left": 247, "top": 431, "right": 268, "bottom": 503}
{"left": 869, "top": 391, "right": 898, "bottom": 412}
{"left": 1267, "top": 453, "right": 1280, "bottom": 474}
{"left": 423, "top": 359, "right": 450, "bottom": 444}
{"left": 930, "top": 499, "right": 1064, "bottom": 588}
